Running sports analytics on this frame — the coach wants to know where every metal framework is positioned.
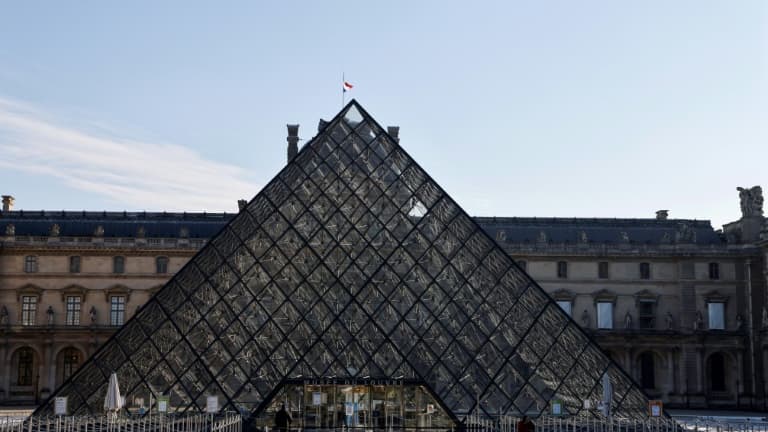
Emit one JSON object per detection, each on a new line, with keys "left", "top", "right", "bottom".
{"left": 35, "top": 101, "right": 650, "bottom": 420}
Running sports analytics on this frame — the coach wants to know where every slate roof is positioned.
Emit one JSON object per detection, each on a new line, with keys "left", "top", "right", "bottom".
{"left": 0, "top": 211, "right": 724, "bottom": 245}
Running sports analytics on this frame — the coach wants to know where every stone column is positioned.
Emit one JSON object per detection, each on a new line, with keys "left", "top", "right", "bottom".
{"left": 0, "top": 341, "right": 7, "bottom": 402}
{"left": 697, "top": 348, "right": 705, "bottom": 393}
{"left": 666, "top": 350, "right": 676, "bottom": 396}
{"left": 737, "top": 350, "right": 745, "bottom": 399}
{"left": 46, "top": 341, "right": 56, "bottom": 391}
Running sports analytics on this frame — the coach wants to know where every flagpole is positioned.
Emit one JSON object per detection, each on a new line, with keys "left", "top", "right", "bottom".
{"left": 342, "top": 72, "right": 345, "bottom": 107}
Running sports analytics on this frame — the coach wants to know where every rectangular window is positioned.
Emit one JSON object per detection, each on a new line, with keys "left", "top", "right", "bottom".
{"left": 21, "top": 296, "right": 37, "bottom": 326}
{"left": 556, "top": 300, "right": 572, "bottom": 317}
{"left": 709, "top": 263, "right": 720, "bottom": 280}
{"left": 640, "top": 262, "right": 651, "bottom": 280}
{"left": 597, "top": 302, "right": 613, "bottom": 329}
{"left": 638, "top": 300, "right": 656, "bottom": 329}
{"left": 156, "top": 257, "right": 169, "bottom": 274}
{"left": 24, "top": 256, "right": 38, "bottom": 273}
{"left": 708, "top": 302, "right": 725, "bottom": 330}
{"left": 557, "top": 261, "right": 568, "bottom": 279}
{"left": 110, "top": 296, "right": 126, "bottom": 326}
{"left": 69, "top": 256, "right": 81, "bottom": 273}
{"left": 65, "top": 296, "right": 81, "bottom": 326}
{"left": 113, "top": 256, "right": 125, "bottom": 274}
{"left": 598, "top": 262, "right": 609, "bottom": 279}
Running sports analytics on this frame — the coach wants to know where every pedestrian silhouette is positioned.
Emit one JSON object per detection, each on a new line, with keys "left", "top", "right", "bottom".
{"left": 275, "top": 404, "right": 292, "bottom": 432}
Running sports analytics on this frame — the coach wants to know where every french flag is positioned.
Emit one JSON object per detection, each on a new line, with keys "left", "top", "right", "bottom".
{"left": 343, "top": 81, "right": 354, "bottom": 92}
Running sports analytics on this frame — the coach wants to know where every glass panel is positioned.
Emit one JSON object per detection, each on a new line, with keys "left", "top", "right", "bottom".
{"left": 556, "top": 301, "right": 572, "bottom": 317}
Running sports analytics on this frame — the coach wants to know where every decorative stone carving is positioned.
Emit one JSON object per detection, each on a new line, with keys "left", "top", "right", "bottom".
{"left": 660, "top": 232, "right": 671, "bottom": 244}
{"left": 49, "top": 224, "right": 61, "bottom": 237}
{"left": 619, "top": 231, "right": 630, "bottom": 243}
{"left": 737, "top": 186, "right": 764, "bottom": 217}
{"left": 93, "top": 225, "right": 105, "bottom": 237}
{"left": 762, "top": 307, "right": 768, "bottom": 329}
{"left": 5, "top": 223, "right": 15, "bottom": 236}
{"left": 495, "top": 230, "right": 506, "bottom": 242}
{"left": 136, "top": 226, "right": 146, "bottom": 238}
{"left": 666, "top": 312, "right": 674, "bottom": 330}
{"left": 736, "top": 314, "right": 744, "bottom": 331}
{"left": 0, "top": 305, "right": 8, "bottom": 326}
{"left": 179, "top": 227, "right": 190, "bottom": 238}
{"left": 624, "top": 311, "right": 633, "bottom": 329}
{"left": 581, "top": 309, "right": 590, "bottom": 328}
{"left": 238, "top": 199, "right": 248, "bottom": 211}
{"left": 89, "top": 306, "right": 97, "bottom": 324}
{"left": 46, "top": 306, "right": 54, "bottom": 325}
{"left": 694, "top": 311, "right": 704, "bottom": 331}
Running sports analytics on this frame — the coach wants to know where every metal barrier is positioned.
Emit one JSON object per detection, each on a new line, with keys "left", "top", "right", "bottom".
{"left": 0, "top": 413, "right": 242, "bottom": 432}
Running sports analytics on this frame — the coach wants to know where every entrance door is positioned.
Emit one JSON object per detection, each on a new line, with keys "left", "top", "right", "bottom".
{"left": 252, "top": 379, "right": 455, "bottom": 431}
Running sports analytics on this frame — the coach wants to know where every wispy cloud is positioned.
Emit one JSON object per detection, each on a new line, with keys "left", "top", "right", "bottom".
{"left": 0, "top": 97, "right": 259, "bottom": 211}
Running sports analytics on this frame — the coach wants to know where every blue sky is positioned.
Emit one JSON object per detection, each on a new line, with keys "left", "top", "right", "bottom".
{"left": 0, "top": 1, "right": 765, "bottom": 228}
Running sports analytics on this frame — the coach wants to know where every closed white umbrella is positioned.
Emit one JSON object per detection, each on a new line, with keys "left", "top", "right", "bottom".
{"left": 104, "top": 372, "right": 123, "bottom": 413}
{"left": 601, "top": 372, "right": 613, "bottom": 417}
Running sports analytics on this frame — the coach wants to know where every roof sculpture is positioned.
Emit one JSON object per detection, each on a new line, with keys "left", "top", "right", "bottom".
{"left": 36, "top": 100, "right": 650, "bottom": 420}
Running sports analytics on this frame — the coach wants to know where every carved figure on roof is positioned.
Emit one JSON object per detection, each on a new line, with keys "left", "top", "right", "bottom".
{"left": 581, "top": 309, "right": 590, "bottom": 328}
{"left": 578, "top": 231, "right": 589, "bottom": 243}
{"left": 93, "top": 225, "right": 104, "bottom": 237}
{"left": 619, "top": 231, "right": 630, "bottom": 243}
{"left": 496, "top": 230, "right": 507, "bottom": 242}
{"left": 676, "top": 223, "right": 696, "bottom": 243}
{"left": 4, "top": 223, "right": 14, "bottom": 236}
{"left": 136, "top": 226, "right": 146, "bottom": 238}
{"left": 49, "top": 223, "right": 60, "bottom": 237}
{"left": 180, "top": 227, "right": 190, "bottom": 238}
{"left": 737, "top": 186, "right": 764, "bottom": 217}
{"left": 537, "top": 231, "right": 547, "bottom": 243}
{"left": 0, "top": 305, "right": 8, "bottom": 326}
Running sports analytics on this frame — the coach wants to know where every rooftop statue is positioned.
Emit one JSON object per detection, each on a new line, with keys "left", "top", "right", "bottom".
{"left": 738, "top": 186, "right": 764, "bottom": 217}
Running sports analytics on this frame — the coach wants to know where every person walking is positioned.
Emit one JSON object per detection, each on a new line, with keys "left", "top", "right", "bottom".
{"left": 275, "top": 404, "right": 292, "bottom": 432}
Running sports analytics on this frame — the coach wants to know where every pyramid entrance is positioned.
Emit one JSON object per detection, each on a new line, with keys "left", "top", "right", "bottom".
{"left": 251, "top": 379, "right": 457, "bottom": 431}
{"left": 37, "top": 100, "right": 650, "bottom": 423}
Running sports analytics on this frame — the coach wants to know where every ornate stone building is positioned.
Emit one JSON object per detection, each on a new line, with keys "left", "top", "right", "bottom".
{"left": 0, "top": 129, "right": 766, "bottom": 411}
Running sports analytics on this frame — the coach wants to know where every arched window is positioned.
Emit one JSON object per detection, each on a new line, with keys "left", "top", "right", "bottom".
{"left": 709, "top": 353, "right": 726, "bottom": 391}
{"left": 61, "top": 348, "right": 81, "bottom": 382}
{"left": 16, "top": 347, "right": 35, "bottom": 386}
{"left": 639, "top": 351, "right": 655, "bottom": 389}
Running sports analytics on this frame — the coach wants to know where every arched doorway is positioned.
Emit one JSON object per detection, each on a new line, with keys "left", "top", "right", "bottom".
{"left": 639, "top": 352, "right": 655, "bottom": 390}
{"left": 707, "top": 352, "right": 728, "bottom": 392}
{"left": 56, "top": 347, "right": 83, "bottom": 386}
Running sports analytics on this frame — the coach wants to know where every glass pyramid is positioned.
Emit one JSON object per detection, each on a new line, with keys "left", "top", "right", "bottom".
{"left": 36, "top": 101, "right": 649, "bottom": 421}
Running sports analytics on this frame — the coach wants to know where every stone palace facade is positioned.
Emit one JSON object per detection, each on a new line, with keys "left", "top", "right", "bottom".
{"left": 0, "top": 126, "right": 766, "bottom": 411}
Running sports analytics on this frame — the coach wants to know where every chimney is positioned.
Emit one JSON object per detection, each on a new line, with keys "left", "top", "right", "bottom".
{"left": 656, "top": 210, "right": 669, "bottom": 220}
{"left": 318, "top": 119, "right": 328, "bottom": 132}
{"left": 237, "top": 199, "right": 247, "bottom": 211}
{"left": 387, "top": 126, "right": 400, "bottom": 143}
{"left": 1, "top": 195, "right": 14, "bottom": 212}
{"left": 286, "top": 124, "right": 299, "bottom": 162}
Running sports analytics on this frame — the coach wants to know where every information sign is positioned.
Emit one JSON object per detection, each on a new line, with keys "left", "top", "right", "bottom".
{"left": 551, "top": 399, "right": 563, "bottom": 416}
{"left": 158, "top": 396, "right": 169, "bottom": 413}
{"left": 312, "top": 392, "right": 322, "bottom": 406}
{"left": 649, "top": 400, "right": 663, "bottom": 417}
{"left": 54, "top": 397, "right": 67, "bottom": 416}
{"left": 426, "top": 404, "right": 435, "bottom": 414}
{"left": 206, "top": 396, "right": 219, "bottom": 413}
